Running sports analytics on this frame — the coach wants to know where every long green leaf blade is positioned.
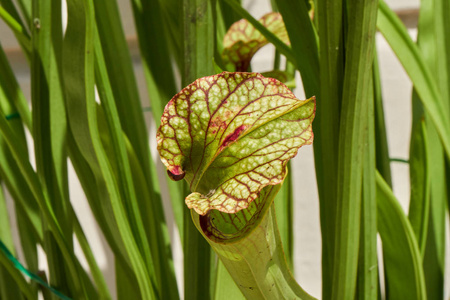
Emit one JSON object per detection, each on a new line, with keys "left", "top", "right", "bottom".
{"left": 63, "top": 0, "right": 156, "bottom": 297}
{"left": 274, "top": 0, "right": 319, "bottom": 96}
{"left": 377, "top": 0, "right": 450, "bottom": 161}
{"left": 31, "top": 0, "right": 74, "bottom": 293}
{"left": 331, "top": 0, "right": 378, "bottom": 298}
{"left": 357, "top": 81, "right": 377, "bottom": 300}
{"left": 372, "top": 51, "right": 392, "bottom": 187}
{"left": 408, "top": 120, "right": 430, "bottom": 254}
{"left": 94, "top": 30, "right": 160, "bottom": 296}
{"left": 376, "top": 172, "right": 426, "bottom": 299}
{"left": 130, "top": 0, "right": 185, "bottom": 239}
{"left": 410, "top": 0, "right": 448, "bottom": 296}
{"left": 312, "top": 0, "right": 343, "bottom": 294}
{"left": 181, "top": 1, "right": 216, "bottom": 298}
{"left": 130, "top": 0, "right": 178, "bottom": 123}
{"left": 93, "top": 3, "right": 179, "bottom": 296}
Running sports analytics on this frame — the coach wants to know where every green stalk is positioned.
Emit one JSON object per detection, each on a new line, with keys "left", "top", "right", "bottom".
{"left": 314, "top": 1, "right": 344, "bottom": 294}
{"left": 357, "top": 78, "right": 377, "bottom": 299}
{"left": 181, "top": 1, "right": 216, "bottom": 299}
{"left": 331, "top": 0, "right": 378, "bottom": 298}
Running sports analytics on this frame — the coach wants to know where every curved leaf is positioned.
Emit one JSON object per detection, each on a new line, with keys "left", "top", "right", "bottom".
{"left": 376, "top": 172, "right": 426, "bottom": 299}
{"left": 157, "top": 72, "right": 315, "bottom": 215}
{"left": 222, "top": 13, "right": 290, "bottom": 71}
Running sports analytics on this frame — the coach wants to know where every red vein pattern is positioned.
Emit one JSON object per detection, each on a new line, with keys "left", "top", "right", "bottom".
{"left": 156, "top": 72, "right": 315, "bottom": 215}
{"left": 222, "top": 12, "right": 290, "bottom": 71}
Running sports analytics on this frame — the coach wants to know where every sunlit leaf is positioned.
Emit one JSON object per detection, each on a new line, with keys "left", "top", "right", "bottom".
{"left": 157, "top": 72, "right": 315, "bottom": 215}
{"left": 222, "top": 13, "right": 290, "bottom": 71}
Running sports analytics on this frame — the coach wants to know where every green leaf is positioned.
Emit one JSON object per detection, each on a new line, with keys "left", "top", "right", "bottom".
{"left": 157, "top": 72, "right": 315, "bottom": 215}
{"left": 376, "top": 172, "right": 427, "bottom": 299}
{"left": 421, "top": 120, "right": 447, "bottom": 299}
{"left": 377, "top": 0, "right": 450, "bottom": 161}
{"left": 218, "top": 0, "right": 242, "bottom": 30}
{"left": 222, "top": 12, "right": 290, "bottom": 71}
{"left": 331, "top": 0, "right": 378, "bottom": 298}
{"left": 63, "top": 0, "right": 156, "bottom": 297}
{"left": 408, "top": 119, "right": 430, "bottom": 255}
{"left": 372, "top": 51, "right": 392, "bottom": 187}
{"left": 409, "top": 0, "right": 448, "bottom": 296}
{"left": 357, "top": 79, "right": 377, "bottom": 300}
{"left": 93, "top": 26, "right": 158, "bottom": 293}
{"left": 274, "top": 0, "right": 319, "bottom": 96}
{"left": 0, "top": 72, "right": 89, "bottom": 299}
{"left": 311, "top": 0, "right": 343, "bottom": 294}
{"left": 131, "top": 0, "right": 178, "bottom": 125}
{"left": 31, "top": 0, "right": 75, "bottom": 292}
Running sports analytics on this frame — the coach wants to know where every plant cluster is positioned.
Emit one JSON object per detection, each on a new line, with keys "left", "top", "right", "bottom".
{"left": 0, "top": 0, "right": 448, "bottom": 299}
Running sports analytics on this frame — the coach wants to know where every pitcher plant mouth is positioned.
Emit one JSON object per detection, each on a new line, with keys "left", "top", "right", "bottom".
{"left": 197, "top": 184, "right": 281, "bottom": 244}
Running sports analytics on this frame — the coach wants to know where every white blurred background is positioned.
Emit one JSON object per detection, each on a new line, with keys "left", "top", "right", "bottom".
{"left": 2, "top": 0, "right": 449, "bottom": 299}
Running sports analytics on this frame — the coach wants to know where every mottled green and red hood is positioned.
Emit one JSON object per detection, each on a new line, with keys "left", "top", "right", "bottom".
{"left": 156, "top": 72, "right": 315, "bottom": 215}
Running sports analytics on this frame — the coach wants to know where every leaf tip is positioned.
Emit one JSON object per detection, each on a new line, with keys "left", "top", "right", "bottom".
{"left": 167, "top": 166, "right": 185, "bottom": 181}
